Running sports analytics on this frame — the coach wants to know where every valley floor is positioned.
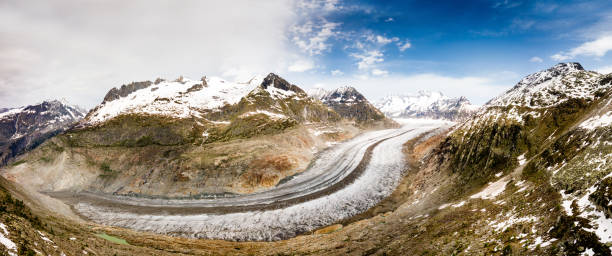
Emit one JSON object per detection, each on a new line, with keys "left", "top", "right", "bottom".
{"left": 46, "top": 121, "right": 448, "bottom": 241}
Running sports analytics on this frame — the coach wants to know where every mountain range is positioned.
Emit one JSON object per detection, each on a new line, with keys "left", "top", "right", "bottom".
{"left": 0, "top": 63, "right": 611, "bottom": 255}
{"left": 1, "top": 73, "right": 395, "bottom": 197}
{"left": 375, "top": 91, "right": 480, "bottom": 121}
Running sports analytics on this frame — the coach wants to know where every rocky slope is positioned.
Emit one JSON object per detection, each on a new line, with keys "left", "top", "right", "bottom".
{"left": 308, "top": 86, "right": 395, "bottom": 127}
{"left": 0, "top": 100, "right": 86, "bottom": 166}
{"left": 1, "top": 73, "right": 375, "bottom": 197}
{"left": 421, "top": 62, "right": 612, "bottom": 254}
{"left": 375, "top": 91, "right": 480, "bottom": 121}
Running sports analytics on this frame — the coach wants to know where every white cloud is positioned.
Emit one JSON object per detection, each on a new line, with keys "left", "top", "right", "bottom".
{"left": 551, "top": 35, "right": 612, "bottom": 61}
{"left": 597, "top": 66, "right": 612, "bottom": 74}
{"left": 288, "top": 59, "right": 315, "bottom": 72}
{"left": 296, "top": 0, "right": 340, "bottom": 12}
{"left": 0, "top": 0, "right": 296, "bottom": 108}
{"left": 351, "top": 50, "right": 384, "bottom": 70}
{"left": 376, "top": 35, "right": 398, "bottom": 45}
{"left": 371, "top": 69, "right": 388, "bottom": 76}
{"left": 397, "top": 41, "right": 412, "bottom": 51}
{"left": 331, "top": 69, "right": 343, "bottom": 76}
{"left": 384, "top": 17, "right": 394, "bottom": 22}
{"left": 291, "top": 21, "right": 340, "bottom": 56}
{"left": 492, "top": 0, "right": 522, "bottom": 9}
{"left": 529, "top": 56, "right": 543, "bottom": 63}
{"left": 550, "top": 53, "right": 571, "bottom": 61}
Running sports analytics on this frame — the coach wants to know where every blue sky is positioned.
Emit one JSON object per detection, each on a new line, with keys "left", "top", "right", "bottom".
{"left": 283, "top": 0, "right": 612, "bottom": 104}
{"left": 1, "top": 0, "right": 612, "bottom": 108}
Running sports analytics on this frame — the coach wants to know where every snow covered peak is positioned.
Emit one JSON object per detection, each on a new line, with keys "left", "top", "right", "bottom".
{"left": 261, "top": 73, "right": 306, "bottom": 95}
{"left": 550, "top": 62, "right": 584, "bottom": 72}
{"left": 486, "top": 62, "right": 607, "bottom": 108}
{"left": 0, "top": 99, "right": 86, "bottom": 165}
{"left": 307, "top": 88, "right": 329, "bottom": 100}
{"left": 375, "top": 91, "right": 449, "bottom": 116}
{"left": 83, "top": 76, "right": 263, "bottom": 126}
{"left": 0, "top": 100, "right": 86, "bottom": 121}
{"left": 375, "top": 91, "right": 479, "bottom": 121}
{"left": 308, "top": 86, "right": 366, "bottom": 104}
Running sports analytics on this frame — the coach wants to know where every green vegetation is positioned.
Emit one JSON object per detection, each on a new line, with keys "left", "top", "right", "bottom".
{"left": 64, "top": 114, "right": 195, "bottom": 147}
{"left": 98, "top": 163, "right": 118, "bottom": 179}
{"left": 39, "top": 156, "right": 52, "bottom": 163}
{"left": 0, "top": 184, "right": 43, "bottom": 230}
{"left": 440, "top": 93, "right": 606, "bottom": 199}
{"left": 95, "top": 233, "right": 130, "bottom": 245}
{"left": 10, "top": 159, "right": 26, "bottom": 166}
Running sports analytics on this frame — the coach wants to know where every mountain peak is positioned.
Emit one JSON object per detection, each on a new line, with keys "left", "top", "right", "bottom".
{"left": 335, "top": 86, "right": 358, "bottom": 93}
{"left": 308, "top": 86, "right": 366, "bottom": 104}
{"left": 261, "top": 73, "right": 305, "bottom": 94}
{"left": 307, "top": 86, "right": 389, "bottom": 124}
{"left": 551, "top": 62, "right": 584, "bottom": 72}
{"left": 486, "top": 62, "right": 605, "bottom": 108}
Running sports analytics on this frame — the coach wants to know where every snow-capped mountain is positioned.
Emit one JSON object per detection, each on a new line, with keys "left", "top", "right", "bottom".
{"left": 0, "top": 73, "right": 381, "bottom": 200}
{"left": 81, "top": 73, "right": 343, "bottom": 128}
{"left": 82, "top": 75, "right": 264, "bottom": 126}
{"left": 308, "top": 86, "right": 391, "bottom": 125}
{"left": 375, "top": 91, "right": 480, "bottom": 121}
{"left": 486, "top": 62, "right": 606, "bottom": 108}
{"left": 456, "top": 63, "right": 612, "bottom": 130}
{"left": 310, "top": 86, "right": 368, "bottom": 104}
{"left": 0, "top": 100, "right": 86, "bottom": 165}
{"left": 440, "top": 62, "right": 612, "bottom": 251}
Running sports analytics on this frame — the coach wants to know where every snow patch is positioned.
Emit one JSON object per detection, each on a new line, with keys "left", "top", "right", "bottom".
{"left": 0, "top": 223, "right": 17, "bottom": 256}
{"left": 470, "top": 178, "right": 509, "bottom": 200}
{"left": 37, "top": 230, "right": 53, "bottom": 243}
{"left": 240, "top": 110, "right": 287, "bottom": 120}
{"left": 561, "top": 175, "right": 612, "bottom": 244}
{"left": 579, "top": 111, "right": 612, "bottom": 130}
{"left": 518, "top": 154, "right": 527, "bottom": 165}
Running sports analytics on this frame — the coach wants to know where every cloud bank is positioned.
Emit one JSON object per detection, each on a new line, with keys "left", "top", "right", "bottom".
{"left": 0, "top": 0, "right": 296, "bottom": 108}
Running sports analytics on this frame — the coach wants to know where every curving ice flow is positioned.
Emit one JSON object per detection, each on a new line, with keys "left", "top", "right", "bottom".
{"left": 67, "top": 121, "right": 447, "bottom": 241}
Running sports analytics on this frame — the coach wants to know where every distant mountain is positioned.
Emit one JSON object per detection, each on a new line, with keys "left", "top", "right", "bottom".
{"left": 374, "top": 91, "right": 480, "bottom": 121}
{"left": 0, "top": 100, "right": 86, "bottom": 166}
{"left": 308, "top": 86, "right": 393, "bottom": 126}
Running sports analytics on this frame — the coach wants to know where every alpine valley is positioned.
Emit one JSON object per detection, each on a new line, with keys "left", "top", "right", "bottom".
{"left": 0, "top": 63, "right": 611, "bottom": 255}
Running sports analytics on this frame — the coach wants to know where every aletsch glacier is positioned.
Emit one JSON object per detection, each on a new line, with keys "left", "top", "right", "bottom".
{"left": 70, "top": 121, "right": 448, "bottom": 241}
